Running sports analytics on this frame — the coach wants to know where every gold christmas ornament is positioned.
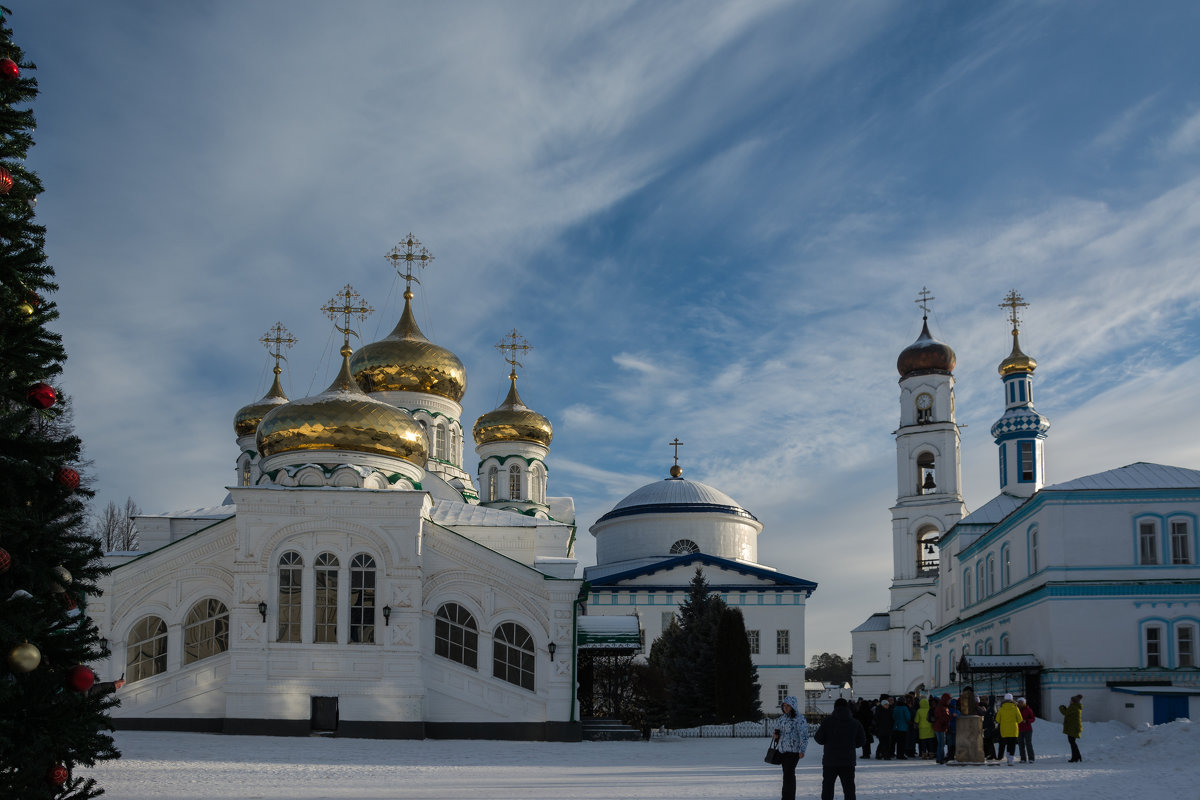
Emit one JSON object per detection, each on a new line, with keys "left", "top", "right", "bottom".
{"left": 8, "top": 641, "right": 41, "bottom": 672}
{"left": 17, "top": 301, "right": 34, "bottom": 317}
{"left": 49, "top": 565, "right": 71, "bottom": 593}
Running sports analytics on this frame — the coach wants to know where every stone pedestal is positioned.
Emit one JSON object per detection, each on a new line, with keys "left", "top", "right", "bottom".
{"left": 955, "top": 715, "right": 984, "bottom": 763}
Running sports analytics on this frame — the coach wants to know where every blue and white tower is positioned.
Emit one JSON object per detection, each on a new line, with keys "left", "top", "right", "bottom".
{"left": 990, "top": 290, "right": 1050, "bottom": 498}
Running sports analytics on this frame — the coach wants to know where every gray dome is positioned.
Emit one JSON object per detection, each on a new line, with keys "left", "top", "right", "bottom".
{"left": 596, "top": 477, "right": 757, "bottom": 524}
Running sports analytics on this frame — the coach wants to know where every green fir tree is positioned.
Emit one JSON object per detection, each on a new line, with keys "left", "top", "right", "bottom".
{"left": 714, "top": 606, "right": 761, "bottom": 723}
{"left": 0, "top": 9, "right": 120, "bottom": 798}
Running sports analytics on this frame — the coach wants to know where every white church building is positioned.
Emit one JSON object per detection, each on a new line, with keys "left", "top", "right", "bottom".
{"left": 852, "top": 291, "right": 1200, "bottom": 726}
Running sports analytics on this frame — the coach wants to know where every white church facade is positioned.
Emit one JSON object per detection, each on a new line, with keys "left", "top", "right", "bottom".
{"left": 853, "top": 291, "right": 1200, "bottom": 727}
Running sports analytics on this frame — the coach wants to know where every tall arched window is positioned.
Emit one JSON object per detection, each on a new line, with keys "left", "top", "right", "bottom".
{"left": 126, "top": 615, "right": 167, "bottom": 683}
{"left": 1001, "top": 634, "right": 1010, "bottom": 654}
{"left": 183, "top": 599, "right": 229, "bottom": 665}
{"left": 508, "top": 464, "right": 521, "bottom": 501}
{"left": 349, "top": 554, "right": 376, "bottom": 644}
{"left": 277, "top": 551, "right": 303, "bottom": 642}
{"left": 964, "top": 570, "right": 972, "bottom": 606}
{"left": 911, "top": 631, "right": 922, "bottom": 660}
{"left": 1001, "top": 544, "right": 1011, "bottom": 588}
{"left": 976, "top": 562, "right": 985, "bottom": 600}
{"left": 314, "top": 552, "right": 339, "bottom": 643}
{"left": 1029, "top": 527, "right": 1040, "bottom": 573}
{"left": 435, "top": 603, "right": 478, "bottom": 668}
{"left": 917, "top": 451, "right": 936, "bottom": 494}
{"left": 487, "top": 466, "right": 498, "bottom": 502}
{"left": 868, "top": 643, "right": 877, "bottom": 662}
{"left": 530, "top": 463, "right": 545, "bottom": 504}
{"left": 435, "top": 423, "right": 448, "bottom": 459}
{"left": 986, "top": 554, "right": 995, "bottom": 596}
{"left": 493, "top": 622, "right": 535, "bottom": 690}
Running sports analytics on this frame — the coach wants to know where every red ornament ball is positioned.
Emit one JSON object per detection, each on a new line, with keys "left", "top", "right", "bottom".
{"left": 26, "top": 382, "right": 56, "bottom": 409}
{"left": 47, "top": 763, "right": 68, "bottom": 786}
{"left": 0, "top": 165, "right": 11, "bottom": 195}
{"left": 0, "top": 57, "right": 18, "bottom": 80}
{"left": 0, "top": 548, "right": 9, "bottom": 573}
{"left": 55, "top": 467, "right": 80, "bottom": 490}
{"left": 66, "top": 665, "right": 96, "bottom": 693}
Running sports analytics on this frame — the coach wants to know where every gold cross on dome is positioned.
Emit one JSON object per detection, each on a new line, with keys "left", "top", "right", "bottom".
{"left": 915, "top": 287, "right": 935, "bottom": 319}
{"left": 999, "top": 289, "right": 1029, "bottom": 333}
{"left": 259, "top": 322, "right": 297, "bottom": 368}
{"left": 385, "top": 233, "right": 435, "bottom": 291}
{"left": 496, "top": 328, "right": 532, "bottom": 375}
{"left": 669, "top": 437, "right": 684, "bottom": 466}
{"left": 321, "top": 284, "right": 373, "bottom": 346}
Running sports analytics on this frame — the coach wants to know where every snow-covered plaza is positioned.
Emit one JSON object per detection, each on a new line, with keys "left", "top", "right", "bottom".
{"left": 82, "top": 718, "right": 1193, "bottom": 800}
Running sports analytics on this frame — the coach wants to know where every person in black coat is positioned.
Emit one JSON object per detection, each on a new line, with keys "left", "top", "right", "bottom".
{"left": 815, "top": 698, "right": 866, "bottom": 800}
{"left": 854, "top": 699, "right": 873, "bottom": 759}
{"left": 872, "top": 698, "right": 893, "bottom": 759}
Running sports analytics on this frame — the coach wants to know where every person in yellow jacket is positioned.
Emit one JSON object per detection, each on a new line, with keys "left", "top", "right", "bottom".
{"left": 916, "top": 695, "right": 936, "bottom": 759}
{"left": 995, "top": 693, "right": 1023, "bottom": 766}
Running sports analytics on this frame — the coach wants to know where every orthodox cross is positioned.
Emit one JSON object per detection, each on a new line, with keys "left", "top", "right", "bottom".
{"left": 259, "top": 322, "right": 297, "bottom": 372}
{"left": 915, "top": 287, "right": 935, "bottom": 319}
{"left": 321, "top": 284, "right": 373, "bottom": 346}
{"left": 669, "top": 437, "right": 684, "bottom": 467}
{"left": 495, "top": 328, "right": 532, "bottom": 378}
{"left": 999, "top": 289, "right": 1029, "bottom": 333}
{"left": 385, "top": 233, "right": 435, "bottom": 292}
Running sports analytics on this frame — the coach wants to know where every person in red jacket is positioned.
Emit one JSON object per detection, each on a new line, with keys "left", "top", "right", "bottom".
{"left": 931, "top": 693, "right": 951, "bottom": 764}
{"left": 1017, "top": 697, "right": 1036, "bottom": 762}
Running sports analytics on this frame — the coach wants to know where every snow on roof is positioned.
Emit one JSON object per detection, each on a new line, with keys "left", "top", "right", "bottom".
{"left": 137, "top": 504, "right": 236, "bottom": 520}
{"left": 577, "top": 615, "right": 641, "bottom": 649}
{"left": 851, "top": 613, "right": 889, "bottom": 633}
{"left": 957, "top": 493, "right": 1027, "bottom": 527}
{"left": 1044, "top": 462, "right": 1200, "bottom": 492}
{"left": 961, "top": 653, "right": 1041, "bottom": 670}
{"left": 429, "top": 500, "right": 568, "bottom": 528}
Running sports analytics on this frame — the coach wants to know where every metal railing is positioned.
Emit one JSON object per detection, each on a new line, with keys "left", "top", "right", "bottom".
{"left": 656, "top": 713, "right": 828, "bottom": 738}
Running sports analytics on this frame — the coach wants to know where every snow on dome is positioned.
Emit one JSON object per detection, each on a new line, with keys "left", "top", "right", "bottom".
{"left": 602, "top": 476, "right": 756, "bottom": 521}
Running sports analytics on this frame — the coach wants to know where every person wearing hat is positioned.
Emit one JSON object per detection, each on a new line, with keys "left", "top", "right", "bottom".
{"left": 1059, "top": 694, "right": 1084, "bottom": 762}
{"left": 931, "top": 693, "right": 952, "bottom": 764}
{"left": 773, "top": 695, "right": 809, "bottom": 800}
{"left": 1016, "top": 697, "right": 1036, "bottom": 762}
{"left": 813, "top": 697, "right": 866, "bottom": 800}
{"left": 995, "top": 693, "right": 1023, "bottom": 766}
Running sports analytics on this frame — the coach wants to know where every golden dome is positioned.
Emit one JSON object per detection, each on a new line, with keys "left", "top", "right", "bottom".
{"left": 350, "top": 290, "right": 466, "bottom": 402}
{"left": 473, "top": 375, "right": 553, "bottom": 448}
{"left": 999, "top": 330, "right": 1037, "bottom": 376}
{"left": 234, "top": 367, "right": 290, "bottom": 437}
{"left": 257, "top": 345, "right": 428, "bottom": 466}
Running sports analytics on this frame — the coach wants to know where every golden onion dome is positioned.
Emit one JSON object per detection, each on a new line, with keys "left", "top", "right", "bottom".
{"left": 234, "top": 367, "right": 289, "bottom": 438}
{"left": 350, "top": 290, "right": 466, "bottom": 403}
{"left": 897, "top": 318, "right": 956, "bottom": 378}
{"left": 473, "top": 375, "right": 553, "bottom": 448}
{"left": 999, "top": 330, "right": 1038, "bottom": 376}
{"left": 257, "top": 345, "right": 428, "bottom": 466}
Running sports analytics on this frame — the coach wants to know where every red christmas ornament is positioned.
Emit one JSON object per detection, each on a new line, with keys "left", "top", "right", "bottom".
{"left": 66, "top": 665, "right": 96, "bottom": 693}
{"left": 0, "top": 165, "right": 11, "bottom": 195}
{"left": 47, "top": 764, "right": 68, "bottom": 786}
{"left": 55, "top": 467, "right": 80, "bottom": 490}
{"left": 0, "top": 547, "right": 9, "bottom": 573}
{"left": 0, "top": 57, "right": 18, "bottom": 80}
{"left": 26, "top": 382, "right": 56, "bottom": 409}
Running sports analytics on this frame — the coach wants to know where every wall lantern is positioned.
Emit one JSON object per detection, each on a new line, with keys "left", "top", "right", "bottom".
{"left": 548, "top": 641, "right": 557, "bottom": 662}
{"left": 382, "top": 605, "right": 391, "bottom": 626}
{"left": 257, "top": 602, "right": 268, "bottom": 623}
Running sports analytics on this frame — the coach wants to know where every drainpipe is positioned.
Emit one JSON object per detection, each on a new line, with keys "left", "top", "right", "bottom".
{"left": 569, "top": 582, "right": 590, "bottom": 723}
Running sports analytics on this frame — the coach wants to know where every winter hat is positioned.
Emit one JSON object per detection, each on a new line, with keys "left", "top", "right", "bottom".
{"left": 941, "top": 693, "right": 951, "bottom": 701}
{"left": 835, "top": 698, "right": 849, "bottom": 709}
{"left": 1017, "top": 697, "right": 1026, "bottom": 704}
{"left": 1003, "top": 693, "right": 1013, "bottom": 701}
{"left": 1071, "top": 694, "right": 1083, "bottom": 702}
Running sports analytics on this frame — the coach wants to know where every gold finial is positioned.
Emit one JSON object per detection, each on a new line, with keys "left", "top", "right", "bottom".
{"left": 321, "top": 284, "right": 373, "bottom": 350}
{"left": 999, "top": 289, "right": 1029, "bottom": 335}
{"left": 259, "top": 322, "right": 297, "bottom": 376}
{"left": 668, "top": 437, "right": 684, "bottom": 477}
{"left": 496, "top": 328, "right": 532, "bottom": 381}
{"left": 385, "top": 233, "right": 435, "bottom": 297}
{"left": 915, "top": 287, "right": 935, "bottom": 320}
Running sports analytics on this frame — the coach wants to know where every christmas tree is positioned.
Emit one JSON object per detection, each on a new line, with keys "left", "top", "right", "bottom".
{"left": 0, "top": 9, "right": 120, "bottom": 798}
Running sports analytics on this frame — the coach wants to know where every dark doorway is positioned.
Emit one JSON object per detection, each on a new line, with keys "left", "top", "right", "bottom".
{"left": 311, "top": 696, "right": 339, "bottom": 732}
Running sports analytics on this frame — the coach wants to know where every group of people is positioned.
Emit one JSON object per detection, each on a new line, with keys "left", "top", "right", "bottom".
{"left": 769, "top": 690, "right": 1086, "bottom": 800}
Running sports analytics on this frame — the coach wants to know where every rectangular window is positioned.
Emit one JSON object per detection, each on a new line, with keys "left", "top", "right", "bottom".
{"left": 776, "top": 630, "right": 790, "bottom": 655}
{"left": 278, "top": 562, "right": 302, "bottom": 643}
{"left": 999, "top": 448, "right": 1007, "bottom": 487}
{"left": 314, "top": 564, "right": 338, "bottom": 644}
{"left": 1171, "top": 521, "right": 1192, "bottom": 564}
{"left": 1018, "top": 381, "right": 1027, "bottom": 402}
{"left": 1179, "top": 626, "right": 1195, "bottom": 668}
{"left": 1140, "top": 522, "right": 1159, "bottom": 565}
{"left": 777, "top": 684, "right": 789, "bottom": 707}
{"left": 1146, "top": 626, "right": 1162, "bottom": 667}
{"left": 747, "top": 629, "right": 760, "bottom": 655}
{"left": 1019, "top": 441, "right": 1035, "bottom": 482}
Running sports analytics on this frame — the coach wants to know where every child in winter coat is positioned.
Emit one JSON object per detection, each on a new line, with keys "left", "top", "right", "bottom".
{"left": 995, "top": 693, "right": 1023, "bottom": 766}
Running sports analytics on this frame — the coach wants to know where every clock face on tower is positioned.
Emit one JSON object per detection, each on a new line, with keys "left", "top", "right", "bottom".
{"left": 916, "top": 393, "right": 933, "bottom": 410}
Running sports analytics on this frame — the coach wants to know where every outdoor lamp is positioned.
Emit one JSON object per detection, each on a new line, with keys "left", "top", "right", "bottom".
{"left": 382, "top": 605, "right": 391, "bottom": 626}
{"left": 258, "top": 602, "right": 268, "bottom": 623}
{"left": 548, "top": 641, "right": 557, "bottom": 661}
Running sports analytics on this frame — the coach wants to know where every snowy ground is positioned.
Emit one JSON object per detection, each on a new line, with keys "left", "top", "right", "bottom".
{"left": 80, "top": 718, "right": 1194, "bottom": 800}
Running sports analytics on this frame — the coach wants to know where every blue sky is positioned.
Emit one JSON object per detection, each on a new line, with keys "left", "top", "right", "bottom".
{"left": 16, "top": 1, "right": 1200, "bottom": 658}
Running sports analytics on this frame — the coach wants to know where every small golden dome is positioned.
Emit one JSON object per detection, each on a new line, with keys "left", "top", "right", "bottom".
{"left": 473, "top": 375, "right": 553, "bottom": 448}
{"left": 257, "top": 346, "right": 428, "bottom": 466}
{"left": 234, "top": 367, "right": 289, "bottom": 437}
{"left": 999, "top": 331, "right": 1037, "bottom": 376}
{"left": 350, "top": 290, "right": 466, "bottom": 403}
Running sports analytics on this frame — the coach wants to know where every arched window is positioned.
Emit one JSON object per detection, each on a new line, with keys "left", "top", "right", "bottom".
{"left": 917, "top": 452, "right": 936, "bottom": 495}
{"left": 868, "top": 643, "right": 877, "bottom": 662}
{"left": 435, "top": 423, "right": 448, "bottom": 459}
{"left": 240, "top": 457, "right": 252, "bottom": 487}
{"left": 976, "top": 562, "right": 985, "bottom": 600}
{"left": 986, "top": 639, "right": 994, "bottom": 655}
{"left": 1029, "top": 527, "right": 1040, "bottom": 573}
{"left": 349, "top": 554, "right": 376, "bottom": 644}
{"left": 126, "top": 615, "right": 167, "bottom": 683}
{"left": 986, "top": 554, "right": 995, "bottom": 596}
{"left": 911, "top": 631, "right": 922, "bottom": 661}
{"left": 1001, "top": 634, "right": 1010, "bottom": 654}
{"left": 183, "top": 599, "right": 229, "bottom": 665}
{"left": 493, "top": 622, "right": 535, "bottom": 690}
{"left": 975, "top": 640, "right": 984, "bottom": 655}
{"left": 934, "top": 655, "right": 942, "bottom": 683}
{"left": 488, "top": 466, "right": 498, "bottom": 502}
{"left": 435, "top": 603, "right": 478, "bottom": 668}
{"left": 277, "top": 551, "right": 303, "bottom": 642}
{"left": 918, "top": 528, "right": 939, "bottom": 574}
{"left": 964, "top": 570, "right": 972, "bottom": 606}
{"left": 530, "top": 463, "right": 545, "bottom": 504}
{"left": 314, "top": 552, "right": 339, "bottom": 643}
{"left": 508, "top": 463, "right": 522, "bottom": 501}
{"left": 1001, "top": 544, "right": 1011, "bottom": 588}
{"left": 670, "top": 539, "right": 699, "bottom": 555}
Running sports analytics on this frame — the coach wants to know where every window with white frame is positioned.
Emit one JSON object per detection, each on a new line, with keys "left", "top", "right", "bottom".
{"left": 508, "top": 464, "right": 521, "bottom": 500}
{"left": 349, "top": 553, "right": 376, "bottom": 644}
{"left": 314, "top": 552, "right": 339, "bottom": 643}
{"left": 435, "top": 423, "right": 448, "bottom": 459}
{"left": 126, "top": 615, "right": 167, "bottom": 683}
{"left": 747, "top": 629, "right": 760, "bottom": 654}
{"left": 1030, "top": 527, "right": 1039, "bottom": 573}
{"left": 1001, "top": 544, "right": 1011, "bottom": 587}
{"left": 1170, "top": 521, "right": 1192, "bottom": 564}
{"left": 1145, "top": 625, "right": 1163, "bottom": 668}
{"left": 986, "top": 554, "right": 995, "bottom": 596}
{"left": 1177, "top": 624, "right": 1195, "bottom": 668}
{"left": 964, "top": 570, "right": 972, "bottom": 606}
{"left": 1019, "top": 440, "right": 1035, "bottom": 482}
{"left": 777, "top": 684, "right": 789, "bottom": 706}
{"left": 493, "top": 622, "right": 535, "bottom": 691}
{"left": 277, "top": 551, "right": 303, "bottom": 643}
{"left": 183, "top": 599, "right": 229, "bottom": 665}
{"left": 1139, "top": 521, "right": 1159, "bottom": 565}
{"left": 776, "top": 629, "right": 790, "bottom": 655}
{"left": 435, "top": 603, "right": 478, "bottom": 668}
{"left": 912, "top": 631, "right": 922, "bottom": 660}
{"left": 868, "top": 643, "right": 877, "bottom": 662}
{"left": 530, "top": 463, "right": 545, "bottom": 504}
{"left": 976, "top": 562, "right": 984, "bottom": 600}
{"left": 669, "top": 539, "right": 699, "bottom": 555}
{"left": 487, "top": 466, "right": 498, "bottom": 502}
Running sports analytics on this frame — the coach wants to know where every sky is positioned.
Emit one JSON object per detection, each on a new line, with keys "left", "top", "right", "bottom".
{"left": 13, "top": 1, "right": 1200, "bottom": 659}
{"left": 80, "top": 719, "right": 1197, "bottom": 799}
